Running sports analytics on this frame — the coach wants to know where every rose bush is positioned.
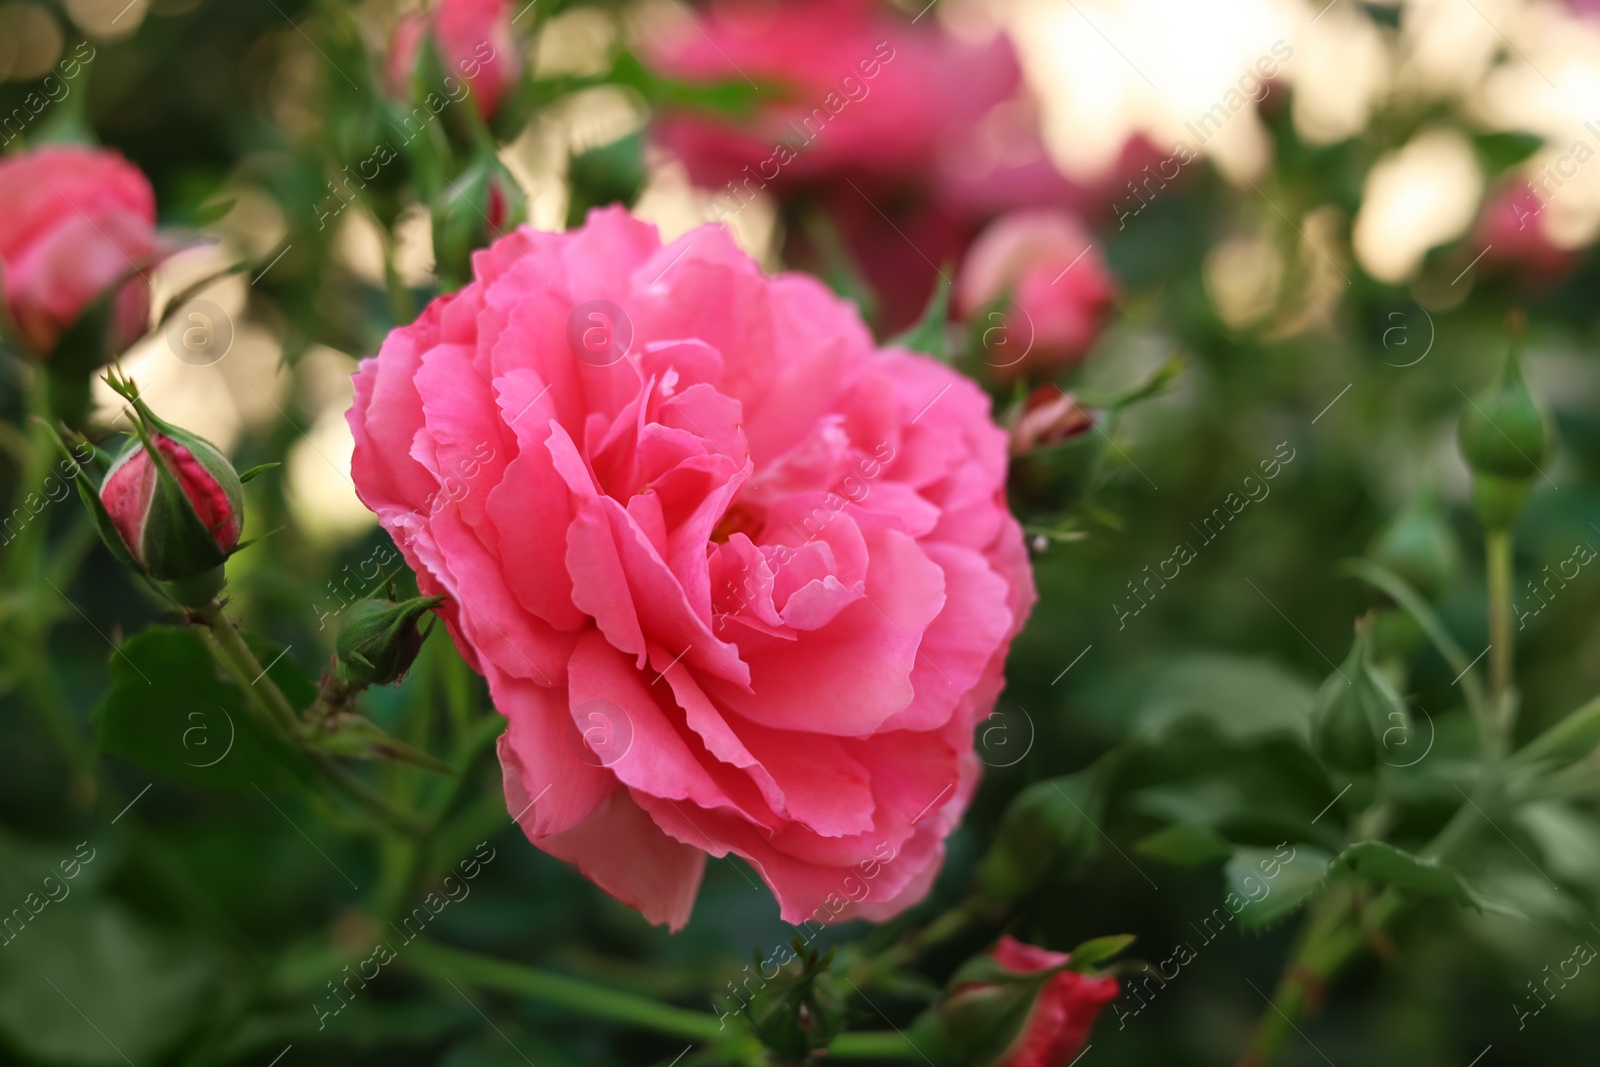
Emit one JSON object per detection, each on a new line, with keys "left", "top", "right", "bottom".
{"left": 0, "top": 145, "right": 161, "bottom": 354}
{"left": 348, "top": 207, "right": 1033, "bottom": 929}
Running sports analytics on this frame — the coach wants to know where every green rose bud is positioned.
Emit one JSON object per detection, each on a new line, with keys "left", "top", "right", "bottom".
{"left": 433, "top": 156, "right": 525, "bottom": 287}
{"left": 746, "top": 942, "right": 845, "bottom": 1063}
{"left": 977, "top": 771, "right": 1102, "bottom": 901}
{"left": 1368, "top": 483, "right": 1460, "bottom": 601}
{"left": 1310, "top": 619, "right": 1408, "bottom": 774}
{"left": 1457, "top": 329, "right": 1552, "bottom": 528}
{"left": 336, "top": 594, "right": 443, "bottom": 687}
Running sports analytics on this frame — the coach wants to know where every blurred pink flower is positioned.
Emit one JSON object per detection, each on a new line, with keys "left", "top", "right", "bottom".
{"left": 348, "top": 208, "right": 1033, "bottom": 930}
{"left": 0, "top": 145, "right": 160, "bottom": 354}
{"left": 647, "top": 0, "right": 1020, "bottom": 195}
{"left": 389, "top": 0, "right": 521, "bottom": 118}
{"left": 957, "top": 209, "right": 1116, "bottom": 379}
{"left": 1473, "top": 181, "right": 1580, "bottom": 286}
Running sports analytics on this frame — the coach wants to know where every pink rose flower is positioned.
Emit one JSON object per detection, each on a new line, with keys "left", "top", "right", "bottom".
{"left": 0, "top": 145, "right": 160, "bottom": 354}
{"left": 957, "top": 210, "right": 1116, "bottom": 380}
{"left": 348, "top": 208, "right": 1033, "bottom": 930}
{"left": 954, "top": 937, "right": 1119, "bottom": 1067}
{"left": 389, "top": 0, "right": 521, "bottom": 118}
{"left": 646, "top": 0, "right": 1020, "bottom": 195}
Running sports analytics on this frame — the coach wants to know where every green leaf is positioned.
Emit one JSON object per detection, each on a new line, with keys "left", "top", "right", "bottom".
{"left": 1136, "top": 823, "right": 1234, "bottom": 867}
{"left": 1225, "top": 845, "right": 1333, "bottom": 931}
{"left": 0, "top": 901, "right": 217, "bottom": 1066}
{"left": 237, "top": 462, "right": 280, "bottom": 484}
{"left": 889, "top": 276, "right": 952, "bottom": 359}
{"left": 1472, "top": 130, "right": 1543, "bottom": 175}
{"left": 93, "top": 627, "right": 309, "bottom": 793}
{"left": 1517, "top": 802, "right": 1600, "bottom": 885}
{"left": 1135, "top": 652, "right": 1316, "bottom": 745}
{"left": 309, "top": 712, "right": 457, "bottom": 775}
{"left": 1064, "top": 934, "right": 1136, "bottom": 971}
{"left": 1514, "top": 693, "right": 1600, "bottom": 771}
{"left": 1343, "top": 558, "right": 1485, "bottom": 715}
{"left": 1331, "top": 841, "right": 1521, "bottom": 918}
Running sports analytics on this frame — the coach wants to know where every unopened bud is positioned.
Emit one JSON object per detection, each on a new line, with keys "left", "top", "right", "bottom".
{"left": 1309, "top": 619, "right": 1407, "bottom": 774}
{"left": 434, "top": 158, "right": 525, "bottom": 286}
{"left": 336, "top": 595, "right": 443, "bottom": 687}
{"left": 1458, "top": 325, "right": 1552, "bottom": 528}
{"left": 1010, "top": 387, "right": 1095, "bottom": 455}
{"left": 1369, "top": 484, "right": 1459, "bottom": 601}
{"left": 98, "top": 412, "right": 243, "bottom": 606}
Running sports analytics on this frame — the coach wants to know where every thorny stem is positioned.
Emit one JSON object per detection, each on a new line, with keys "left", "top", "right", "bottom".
{"left": 195, "top": 600, "right": 428, "bottom": 836}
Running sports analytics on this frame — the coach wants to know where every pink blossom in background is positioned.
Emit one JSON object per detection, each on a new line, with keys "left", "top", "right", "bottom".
{"left": 1473, "top": 180, "right": 1580, "bottom": 287}
{"left": 957, "top": 209, "right": 1117, "bottom": 379}
{"left": 389, "top": 0, "right": 521, "bottom": 118}
{"left": 348, "top": 208, "right": 1034, "bottom": 930}
{"left": 0, "top": 145, "right": 160, "bottom": 354}
{"left": 647, "top": 0, "right": 1020, "bottom": 195}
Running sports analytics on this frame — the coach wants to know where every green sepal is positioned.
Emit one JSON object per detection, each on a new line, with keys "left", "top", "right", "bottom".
{"left": 42, "top": 421, "right": 140, "bottom": 573}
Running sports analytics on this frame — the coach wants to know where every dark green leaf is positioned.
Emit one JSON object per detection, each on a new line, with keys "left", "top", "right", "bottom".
{"left": 1332, "top": 841, "right": 1521, "bottom": 917}
{"left": 1136, "top": 653, "right": 1315, "bottom": 745}
{"left": 93, "top": 626, "right": 309, "bottom": 793}
{"left": 1136, "top": 823, "right": 1234, "bottom": 867}
{"left": 0, "top": 901, "right": 217, "bottom": 1066}
{"left": 1226, "top": 845, "right": 1333, "bottom": 931}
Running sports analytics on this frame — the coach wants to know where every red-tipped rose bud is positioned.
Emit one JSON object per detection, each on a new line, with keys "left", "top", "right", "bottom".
{"left": 101, "top": 430, "right": 242, "bottom": 575}
{"left": 936, "top": 936, "right": 1119, "bottom": 1067}
{"left": 1010, "top": 387, "right": 1095, "bottom": 456}
{"left": 94, "top": 385, "right": 245, "bottom": 606}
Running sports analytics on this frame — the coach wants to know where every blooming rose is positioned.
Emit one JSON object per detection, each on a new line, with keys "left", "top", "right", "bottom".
{"left": 957, "top": 210, "right": 1116, "bottom": 380}
{"left": 348, "top": 208, "right": 1033, "bottom": 929}
{"left": 0, "top": 145, "right": 161, "bottom": 354}
{"left": 945, "top": 937, "right": 1119, "bottom": 1067}
{"left": 389, "top": 0, "right": 521, "bottom": 118}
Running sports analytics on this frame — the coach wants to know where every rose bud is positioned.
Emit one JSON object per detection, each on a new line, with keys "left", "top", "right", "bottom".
{"left": 433, "top": 157, "right": 525, "bottom": 287}
{"left": 1368, "top": 483, "right": 1460, "bottom": 602}
{"left": 958, "top": 210, "right": 1116, "bottom": 381}
{"left": 336, "top": 595, "right": 443, "bottom": 688}
{"left": 1309, "top": 618, "right": 1406, "bottom": 776}
{"left": 978, "top": 773, "right": 1102, "bottom": 902}
{"left": 388, "top": 0, "right": 522, "bottom": 119}
{"left": 98, "top": 405, "right": 245, "bottom": 607}
{"left": 747, "top": 942, "right": 845, "bottom": 1062}
{"left": 1010, "top": 387, "right": 1095, "bottom": 456}
{"left": 936, "top": 936, "right": 1119, "bottom": 1067}
{"left": 1457, "top": 324, "right": 1553, "bottom": 529}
